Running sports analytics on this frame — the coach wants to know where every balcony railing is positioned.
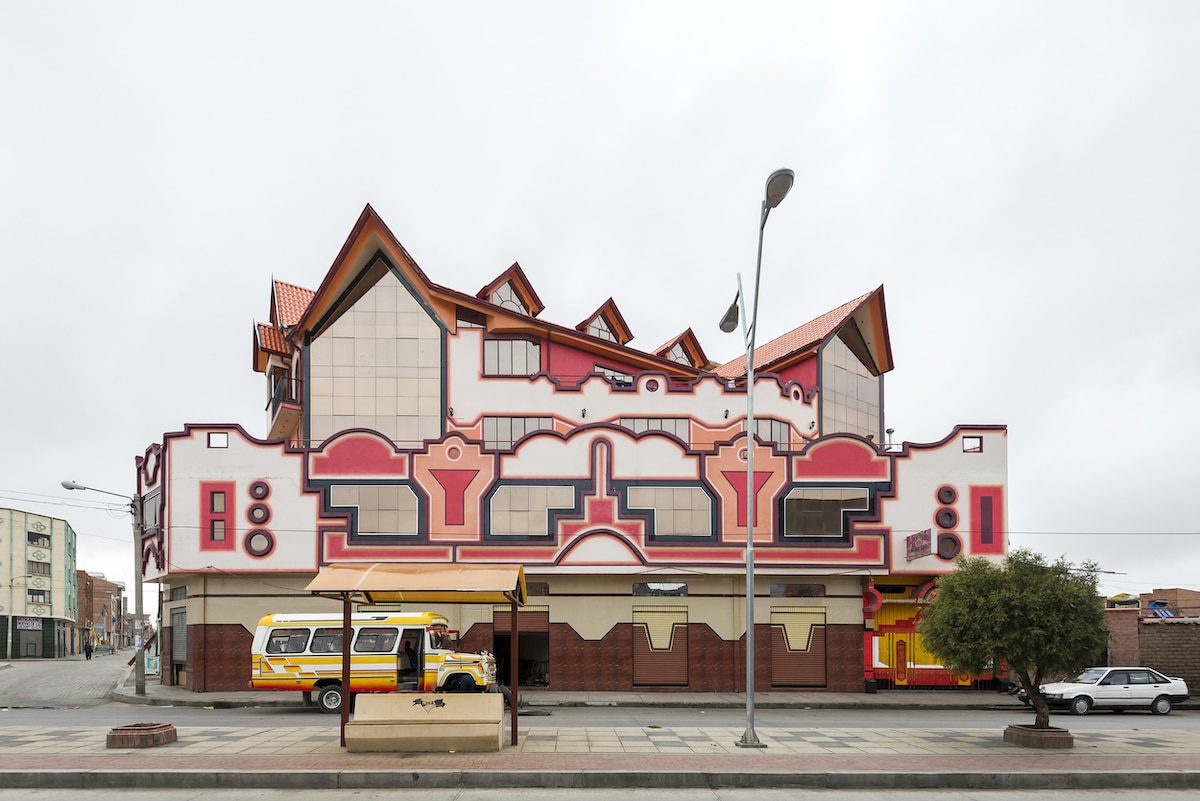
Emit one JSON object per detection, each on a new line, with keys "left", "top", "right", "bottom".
{"left": 266, "top": 377, "right": 303, "bottom": 440}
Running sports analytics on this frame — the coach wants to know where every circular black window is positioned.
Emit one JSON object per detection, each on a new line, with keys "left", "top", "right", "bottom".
{"left": 249, "top": 480, "right": 271, "bottom": 500}
{"left": 935, "top": 507, "right": 958, "bottom": 529}
{"left": 936, "top": 485, "right": 957, "bottom": 505}
{"left": 247, "top": 503, "right": 271, "bottom": 525}
{"left": 244, "top": 529, "right": 275, "bottom": 558}
{"left": 937, "top": 533, "right": 962, "bottom": 560}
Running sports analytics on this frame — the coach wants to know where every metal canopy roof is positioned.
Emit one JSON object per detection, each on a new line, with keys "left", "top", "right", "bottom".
{"left": 305, "top": 563, "right": 527, "bottom": 606}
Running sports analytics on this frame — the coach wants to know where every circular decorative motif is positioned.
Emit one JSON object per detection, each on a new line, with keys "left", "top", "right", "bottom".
{"left": 936, "top": 533, "right": 962, "bottom": 560}
{"left": 244, "top": 529, "right": 275, "bottom": 558}
{"left": 792, "top": 388, "right": 802, "bottom": 400}
{"left": 248, "top": 480, "right": 271, "bottom": 500}
{"left": 446, "top": 446, "right": 462, "bottom": 461}
{"left": 645, "top": 379, "right": 660, "bottom": 392}
{"left": 936, "top": 485, "right": 958, "bottom": 505}
{"left": 247, "top": 503, "right": 272, "bottom": 525}
{"left": 738, "top": 446, "right": 749, "bottom": 463}
{"left": 935, "top": 507, "right": 958, "bottom": 529}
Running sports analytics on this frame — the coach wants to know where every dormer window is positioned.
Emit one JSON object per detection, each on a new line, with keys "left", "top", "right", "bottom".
{"left": 490, "top": 282, "right": 529, "bottom": 315}
{"left": 587, "top": 316, "right": 617, "bottom": 342}
{"left": 667, "top": 343, "right": 691, "bottom": 365}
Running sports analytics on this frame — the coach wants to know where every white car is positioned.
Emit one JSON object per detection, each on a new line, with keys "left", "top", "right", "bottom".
{"left": 1038, "top": 667, "right": 1189, "bottom": 715}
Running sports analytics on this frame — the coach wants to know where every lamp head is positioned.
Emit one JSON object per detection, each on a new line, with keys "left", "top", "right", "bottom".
{"left": 61, "top": 480, "right": 85, "bottom": 491}
{"left": 719, "top": 297, "right": 740, "bottom": 333}
{"left": 764, "top": 168, "right": 795, "bottom": 210}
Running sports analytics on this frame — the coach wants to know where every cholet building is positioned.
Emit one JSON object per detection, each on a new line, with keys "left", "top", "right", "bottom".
{"left": 138, "top": 205, "right": 1007, "bottom": 693}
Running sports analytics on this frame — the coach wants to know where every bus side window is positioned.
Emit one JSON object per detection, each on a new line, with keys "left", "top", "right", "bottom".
{"left": 266, "top": 628, "right": 310, "bottom": 654}
{"left": 311, "top": 628, "right": 343, "bottom": 653}
{"left": 355, "top": 626, "right": 400, "bottom": 653}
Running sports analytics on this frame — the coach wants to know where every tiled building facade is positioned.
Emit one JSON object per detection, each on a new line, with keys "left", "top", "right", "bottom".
{"left": 1, "top": 508, "right": 78, "bottom": 658}
{"left": 140, "top": 205, "right": 1008, "bottom": 693}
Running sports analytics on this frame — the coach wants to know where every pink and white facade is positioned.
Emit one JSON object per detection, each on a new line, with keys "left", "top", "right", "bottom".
{"left": 138, "top": 205, "right": 1007, "bottom": 693}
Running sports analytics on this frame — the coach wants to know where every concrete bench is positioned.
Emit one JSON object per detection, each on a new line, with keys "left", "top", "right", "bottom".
{"left": 343, "top": 692, "right": 504, "bottom": 753}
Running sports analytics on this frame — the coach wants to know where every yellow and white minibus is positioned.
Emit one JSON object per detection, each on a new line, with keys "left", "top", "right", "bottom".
{"left": 249, "top": 611, "right": 497, "bottom": 712}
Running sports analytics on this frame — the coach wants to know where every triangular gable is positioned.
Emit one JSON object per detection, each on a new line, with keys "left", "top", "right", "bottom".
{"left": 715, "top": 286, "right": 893, "bottom": 379}
{"left": 291, "top": 205, "right": 441, "bottom": 343}
{"left": 653, "top": 328, "right": 709, "bottom": 369}
{"left": 576, "top": 297, "right": 633, "bottom": 346}
{"left": 476, "top": 262, "right": 545, "bottom": 318}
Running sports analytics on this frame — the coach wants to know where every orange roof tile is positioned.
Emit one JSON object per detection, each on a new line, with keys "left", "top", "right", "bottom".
{"left": 715, "top": 291, "right": 874, "bottom": 379}
{"left": 256, "top": 322, "right": 289, "bottom": 355}
{"left": 273, "top": 280, "right": 315, "bottom": 327}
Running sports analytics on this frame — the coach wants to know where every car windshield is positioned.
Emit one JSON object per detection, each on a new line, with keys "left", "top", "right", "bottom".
{"left": 1070, "top": 668, "right": 1107, "bottom": 684}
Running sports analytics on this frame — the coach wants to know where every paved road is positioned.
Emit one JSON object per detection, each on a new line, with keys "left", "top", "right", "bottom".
{"left": 0, "top": 654, "right": 128, "bottom": 708}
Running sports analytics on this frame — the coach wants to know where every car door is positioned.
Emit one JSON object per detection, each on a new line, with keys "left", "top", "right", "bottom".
{"left": 1093, "top": 670, "right": 1129, "bottom": 708}
{"left": 1126, "top": 669, "right": 1157, "bottom": 706}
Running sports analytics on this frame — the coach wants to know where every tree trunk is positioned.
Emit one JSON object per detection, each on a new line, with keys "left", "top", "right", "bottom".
{"left": 1016, "top": 671, "right": 1052, "bottom": 729}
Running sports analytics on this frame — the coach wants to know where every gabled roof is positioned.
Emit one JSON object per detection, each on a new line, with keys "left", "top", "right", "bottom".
{"left": 716, "top": 287, "right": 893, "bottom": 379}
{"left": 476, "top": 262, "right": 545, "bottom": 318}
{"left": 653, "top": 328, "right": 709, "bottom": 369}
{"left": 273, "top": 204, "right": 706, "bottom": 380}
{"left": 272, "top": 279, "right": 315, "bottom": 328}
{"left": 576, "top": 297, "right": 633, "bottom": 346}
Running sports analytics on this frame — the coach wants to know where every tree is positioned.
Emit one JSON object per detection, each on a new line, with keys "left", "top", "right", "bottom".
{"left": 917, "top": 548, "right": 1108, "bottom": 729}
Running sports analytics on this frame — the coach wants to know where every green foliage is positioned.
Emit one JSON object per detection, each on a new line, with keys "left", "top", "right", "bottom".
{"left": 918, "top": 548, "right": 1108, "bottom": 681}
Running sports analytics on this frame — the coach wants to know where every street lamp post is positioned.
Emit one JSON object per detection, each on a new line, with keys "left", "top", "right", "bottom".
{"left": 720, "top": 167, "right": 795, "bottom": 748}
{"left": 61, "top": 480, "right": 145, "bottom": 696}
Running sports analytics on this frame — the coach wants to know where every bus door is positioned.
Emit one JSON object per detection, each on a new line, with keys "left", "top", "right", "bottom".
{"left": 399, "top": 627, "right": 424, "bottom": 690}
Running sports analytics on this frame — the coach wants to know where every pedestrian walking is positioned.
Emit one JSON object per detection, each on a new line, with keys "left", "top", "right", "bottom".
{"left": 84, "top": 640, "right": 93, "bottom": 660}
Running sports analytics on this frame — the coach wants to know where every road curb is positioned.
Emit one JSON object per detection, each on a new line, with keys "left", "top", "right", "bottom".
{"left": 5, "top": 768, "right": 1200, "bottom": 791}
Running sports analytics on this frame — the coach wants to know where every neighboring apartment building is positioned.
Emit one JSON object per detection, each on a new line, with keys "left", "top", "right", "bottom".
{"left": 1, "top": 508, "right": 79, "bottom": 658}
{"left": 138, "top": 205, "right": 1008, "bottom": 693}
{"left": 87, "top": 574, "right": 125, "bottom": 654}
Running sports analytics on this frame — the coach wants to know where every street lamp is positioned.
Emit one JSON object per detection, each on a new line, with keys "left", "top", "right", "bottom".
{"left": 720, "top": 167, "right": 794, "bottom": 749}
{"left": 61, "top": 480, "right": 145, "bottom": 696}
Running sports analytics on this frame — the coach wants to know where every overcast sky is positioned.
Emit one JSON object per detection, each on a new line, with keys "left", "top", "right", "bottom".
{"left": 3, "top": 2, "right": 1198, "bottom": 609}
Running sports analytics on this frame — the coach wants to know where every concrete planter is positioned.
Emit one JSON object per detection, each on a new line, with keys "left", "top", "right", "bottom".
{"left": 1003, "top": 724, "right": 1073, "bottom": 749}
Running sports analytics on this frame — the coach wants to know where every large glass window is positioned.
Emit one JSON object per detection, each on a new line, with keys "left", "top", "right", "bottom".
{"left": 627, "top": 485, "right": 712, "bottom": 537}
{"left": 666, "top": 342, "right": 692, "bottom": 366}
{"left": 588, "top": 316, "right": 616, "bottom": 342}
{"left": 782, "top": 487, "right": 870, "bottom": 538}
{"left": 490, "top": 282, "right": 529, "bottom": 314}
{"left": 489, "top": 484, "right": 574, "bottom": 535}
{"left": 619, "top": 417, "right": 689, "bottom": 441}
{"left": 330, "top": 484, "right": 419, "bottom": 536}
{"left": 483, "top": 416, "right": 553, "bottom": 450}
{"left": 597, "top": 364, "right": 634, "bottom": 386}
{"left": 307, "top": 269, "right": 442, "bottom": 447}
{"left": 820, "top": 334, "right": 880, "bottom": 439}
{"left": 633, "top": 582, "right": 688, "bottom": 597}
{"left": 483, "top": 338, "right": 541, "bottom": 376}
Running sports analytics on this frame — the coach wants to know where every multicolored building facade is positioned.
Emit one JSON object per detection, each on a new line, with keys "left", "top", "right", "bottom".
{"left": 139, "top": 205, "right": 1007, "bottom": 693}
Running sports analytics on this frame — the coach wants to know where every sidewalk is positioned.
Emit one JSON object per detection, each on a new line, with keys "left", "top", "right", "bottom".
{"left": 0, "top": 667, "right": 1197, "bottom": 790}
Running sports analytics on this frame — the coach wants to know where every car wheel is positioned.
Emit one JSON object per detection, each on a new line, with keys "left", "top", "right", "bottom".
{"left": 317, "top": 684, "right": 343, "bottom": 713}
{"left": 1151, "top": 696, "right": 1172, "bottom": 715}
{"left": 1069, "top": 696, "right": 1092, "bottom": 715}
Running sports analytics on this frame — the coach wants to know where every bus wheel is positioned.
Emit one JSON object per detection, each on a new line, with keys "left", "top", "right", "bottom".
{"left": 316, "top": 684, "right": 343, "bottom": 713}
